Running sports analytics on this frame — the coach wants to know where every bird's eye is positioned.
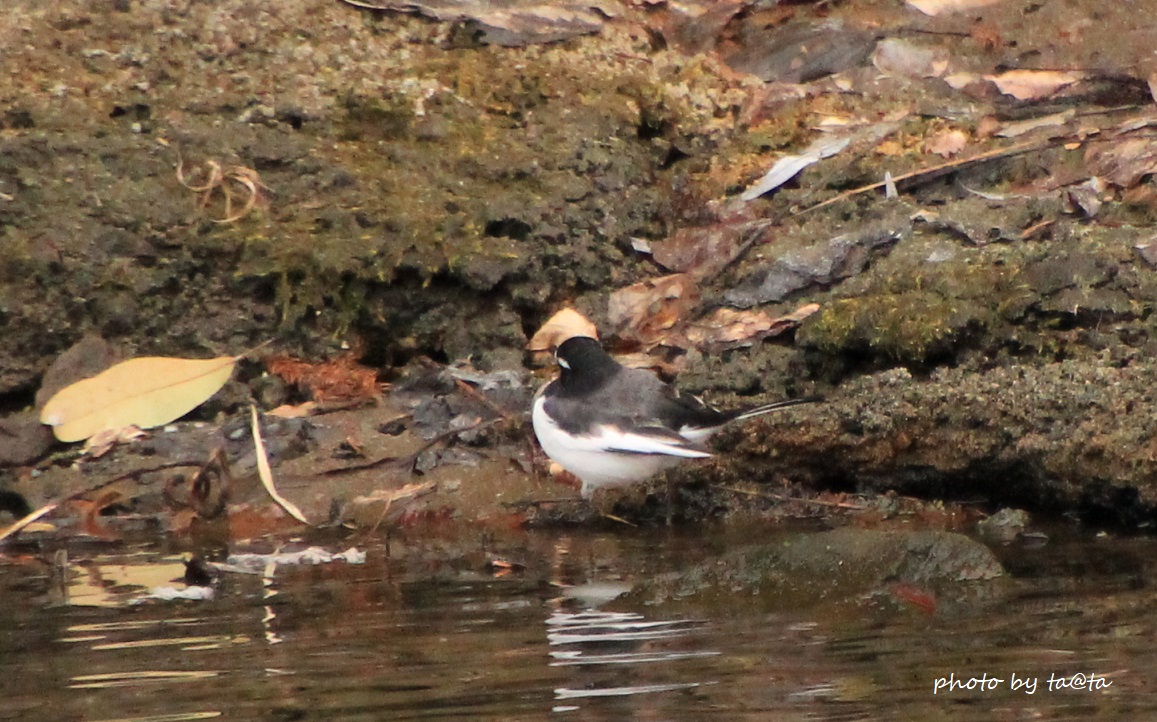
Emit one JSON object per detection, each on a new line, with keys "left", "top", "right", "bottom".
{"left": 557, "top": 356, "right": 570, "bottom": 370}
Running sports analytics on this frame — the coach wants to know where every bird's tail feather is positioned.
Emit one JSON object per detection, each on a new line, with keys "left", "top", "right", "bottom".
{"left": 733, "top": 395, "right": 822, "bottom": 421}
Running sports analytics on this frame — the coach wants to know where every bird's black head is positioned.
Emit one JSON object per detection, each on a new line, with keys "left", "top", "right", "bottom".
{"left": 555, "top": 336, "right": 620, "bottom": 394}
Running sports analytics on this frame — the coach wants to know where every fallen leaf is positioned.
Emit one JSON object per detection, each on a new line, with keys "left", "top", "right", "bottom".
{"left": 872, "top": 38, "right": 948, "bottom": 78}
{"left": 685, "top": 303, "right": 821, "bottom": 349}
{"left": 526, "top": 308, "right": 599, "bottom": 351}
{"left": 995, "top": 110, "right": 1075, "bottom": 138}
{"left": 1086, "top": 135, "right": 1157, "bottom": 188}
{"left": 338, "top": 0, "right": 608, "bottom": 47}
{"left": 924, "top": 128, "right": 969, "bottom": 157}
{"left": 72, "top": 490, "right": 123, "bottom": 541}
{"left": 267, "top": 401, "right": 319, "bottom": 418}
{"left": 906, "top": 0, "right": 1005, "bottom": 16}
{"left": 986, "top": 69, "right": 1085, "bottom": 101}
{"left": 740, "top": 134, "right": 852, "bottom": 201}
{"left": 251, "top": 405, "right": 310, "bottom": 525}
{"left": 82, "top": 425, "right": 147, "bottom": 459}
{"left": 606, "top": 274, "right": 700, "bottom": 347}
{"left": 650, "top": 220, "right": 771, "bottom": 280}
{"left": 40, "top": 355, "right": 238, "bottom": 442}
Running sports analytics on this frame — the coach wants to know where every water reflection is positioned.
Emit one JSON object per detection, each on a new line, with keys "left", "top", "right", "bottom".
{"left": 1, "top": 527, "right": 1155, "bottom": 720}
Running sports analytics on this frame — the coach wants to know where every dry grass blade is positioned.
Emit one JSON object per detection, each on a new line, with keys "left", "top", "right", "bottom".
{"left": 0, "top": 503, "right": 58, "bottom": 545}
{"left": 250, "top": 405, "right": 310, "bottom": 525}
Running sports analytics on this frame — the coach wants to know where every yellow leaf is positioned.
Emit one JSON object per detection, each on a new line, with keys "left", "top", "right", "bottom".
{"left": 40, "top": 356, "right": 238, "bottom": 442}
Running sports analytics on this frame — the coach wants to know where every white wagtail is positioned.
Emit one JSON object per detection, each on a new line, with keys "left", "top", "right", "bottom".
{"left": 532, "top": 335, "right": 820, "bottom": 498}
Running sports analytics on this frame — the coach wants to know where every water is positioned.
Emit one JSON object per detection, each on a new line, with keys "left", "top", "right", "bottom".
{"left": 2, "top": 526, "right": 1155, "bottom": 721}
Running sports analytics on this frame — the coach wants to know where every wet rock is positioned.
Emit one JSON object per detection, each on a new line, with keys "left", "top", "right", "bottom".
{"left": 628, "top": 528, "right": 1005, "bottom": 614}
{"left": 977, "top": 508, "right": 1030, "bottom": 544}
{"left": 724, "top": 223, "right": 907, "bottom": 308}
{"left": 0, "top": 412, "right": 54, "bottom": 467}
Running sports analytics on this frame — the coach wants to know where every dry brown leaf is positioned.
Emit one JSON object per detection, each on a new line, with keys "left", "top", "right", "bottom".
{"left": 251, "top": 405, "right": 310, "bottom": 525}
{"left": 924, "top": 129, "right": 969, "bottom": 158}
{"left": 526, "top": 308, "right": 599, "bottom": 351}
{"left": 686, "top": 303, "right": 821, "bottom": 349}
{"left": 1086, "top": 136, "right": 1157, "bottom": 188}
{"left": 267, "top": 401, "right": 319, "bottom": 419}
{"left": 40, "top": 355, "right": 238, "bottom": 442}
{"left": 986, "top": 69, "right": 1084, "bottom": 101}
{"left": 606, "top": 274, "right": 700, "bottom": 348}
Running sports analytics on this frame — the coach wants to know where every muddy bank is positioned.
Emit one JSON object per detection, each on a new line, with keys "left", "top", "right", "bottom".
{"left": 4, "top": 0, "right": 1157, "bottom": 531}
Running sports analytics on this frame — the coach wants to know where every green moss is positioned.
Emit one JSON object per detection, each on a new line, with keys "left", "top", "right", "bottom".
{"left": 800, "top": 253, "right": 1029, "bottom": 364}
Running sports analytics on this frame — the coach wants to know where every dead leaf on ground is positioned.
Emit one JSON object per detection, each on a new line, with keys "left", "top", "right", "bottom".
{"left": 650, "top": 219, "right": 771, "bottom": 280}
{"left": 685, "top": 303, "right": 821, "bottom": 350}
{"left": 905, "top": 0, "right": 1006, "bottom": 16}
{"left": 70, "top": 490, "right": 123, "bottom": 541}
{"left": 924, "top": 128, "right": 969, "bottom": 158}
{"left": 40, "top": 355, "right": 238, "bottom": 442}
{"left": 995, "top": 110, "right": 1075, "bottom": 138}
{"left": 265, "top": 353, "right": 380, "bottom": 403}
{"left": 872, "top": 38, "right": 948, "bottom": 79}
{"left": 267, "top": 401, "right": 319, "bottom": 419}
{"left": 606, "top": 274, "right": 700, "bottom": 348}
{"left": 526, "top": 308, "right": 599, "bottom": 351}
{"left": 337, "top": 0, "right": 611, "bottom": 47}
{"left": 82, "top": 425, "right": 147, "bottom": 459}
{"left": 1085, "top": 135, "right": 1157, "bottom": 188}
{"left": 251, "top": 405, "right": 310, "bottom": 525}
{"left": 986, "top": 69, "right": 1085, "bottom": 101}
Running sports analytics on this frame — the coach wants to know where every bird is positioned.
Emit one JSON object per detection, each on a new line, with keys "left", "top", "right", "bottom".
{"left": 531, "top": 335, "right": 819, "bottom": 498}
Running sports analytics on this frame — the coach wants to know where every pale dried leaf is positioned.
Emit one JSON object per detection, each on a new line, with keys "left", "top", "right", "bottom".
{"left": 995, "top": 110, "right": 1075, "bottom": 138}
{"left": 685, "top": 303, "right": 821, "bottom": 349}
{"left": 82, "top": 425, "right": 147, "bottom": 459}
{"left": 740, "top": 134, "right": 852, "bottom": 201}
{"left": 1086, "top": 136, "right": 1157, "bottom": 188}
{"left": 267, "top": 402, "right": 318, "bottom": 419}
{"left": 250, "top": 405, "right": 310, "bottom": 525}
{"left": 872, "top": 38, "right": 948, "bottom": 78}
{"left": 526, "top": 308, "right": 599, "bottom": 351}
{"left": 986, "top": 69, "right": 1084, "bottom": 101}
{"left": 40, "top": 356, "right": 237, "bottom": 442}
{"left": 924, "top": 129, "right": 969, "bottom": 158}
{"left": 906, "top": 0, "right": 1005, "bottom": 16}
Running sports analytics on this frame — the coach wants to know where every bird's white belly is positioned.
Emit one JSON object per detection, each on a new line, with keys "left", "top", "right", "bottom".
{"left": 532, "top": 396, "right": 690, "bottom": 497}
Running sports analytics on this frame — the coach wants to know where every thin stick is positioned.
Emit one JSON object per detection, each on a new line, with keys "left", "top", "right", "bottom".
{"left": 718, "top": 484, "right": 867, "bottom": 510}
{"left": 793, "top": 138, "right": 1049, "bottom": 218}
